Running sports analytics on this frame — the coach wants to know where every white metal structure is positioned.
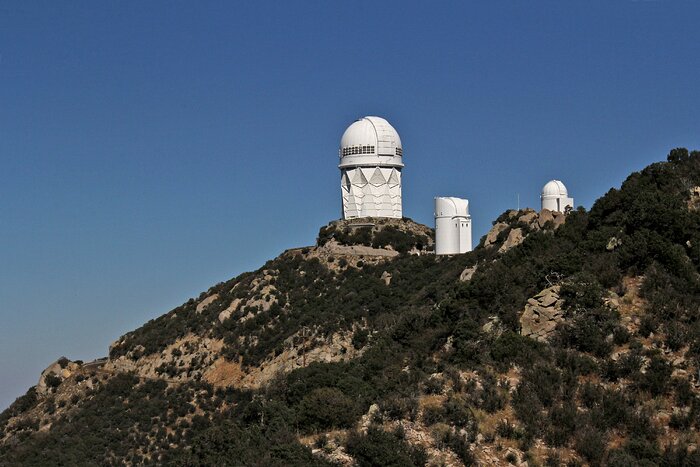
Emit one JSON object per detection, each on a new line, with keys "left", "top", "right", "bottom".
{"left": 434, "top": 197, "right": 472, "bottom": 255}
{"left": 339, "top": 116, "right": 403, "bottom": 219}
{"left": 541, "top": 180, "right": 574, "bottom": 213}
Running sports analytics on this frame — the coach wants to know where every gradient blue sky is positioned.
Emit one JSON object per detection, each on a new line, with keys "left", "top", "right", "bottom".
{"left": 1, "top": 1, "right": 699, "bottom": 409}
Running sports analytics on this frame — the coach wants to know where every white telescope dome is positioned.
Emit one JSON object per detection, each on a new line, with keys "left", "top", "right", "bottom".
{"left": 339, "top": 116, "right": 403, "bottom": 169}
{"left": 541, "top": 179, "right": 574, "bottom": 213}
{"left": 542, "top": 180, "right": 568, "bottom": 197}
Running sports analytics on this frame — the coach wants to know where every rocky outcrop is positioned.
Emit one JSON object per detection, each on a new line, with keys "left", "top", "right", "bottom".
{"left": 460, "top": 265, "right": 477, "bottom": 282}
{"left": 317, "top": 239, "right": 399, "bottom": 258}
{"left": 520, "top": 286, "right": 564, "bottom": 342}
{"left": 106, "top": 334, "right": 223, "bottom": 383}
{"left": 203, "top": 329, "right": 367, "bottom": 390}
{"left": 483, "top": 208, "right": 567, "bottom": 253}
{"left": 217, "top": 298, "right": 241, "bottom": 323}
{"left": 37, "top": 357, "right": 81, "bottom": 395}
{"left": 484, "top": 222, "right": 508, "bottom": 247}
{"left": 606, "top": 236, "right": 623, "bottom": 251}
{"left": 217, "top": 272, "right": 279, "bottom": 324}
{"left": 481, "top": 316, "right": 502, "bottom": 336}
{"left": 689, "top": 186, "right": 700, "bottom": 211}
{"left": 381, "top": 271, "right": 392, "bottom": 285}
{"left": 498, "top": 228, "right": 524, "bottom": 253}
{"left": 195, "top": 293, "right": 219, "bottom": 314}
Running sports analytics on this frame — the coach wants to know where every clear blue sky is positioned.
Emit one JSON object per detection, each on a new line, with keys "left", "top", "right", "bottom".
{"left": 1, "top": 1, "right": 699, "bottom": 409}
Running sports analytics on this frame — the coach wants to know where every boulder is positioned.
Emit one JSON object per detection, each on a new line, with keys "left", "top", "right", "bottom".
{"left": 37, "top": 357, "right": 81, "bottom": 394}
{"left": 518, "top": 211, "right": 537, "bottom": 225}
{"left": 218, "top": 298, "right": 241, "bottom": 323}
{"left": 606, "top": 236, "right": 623, "bottom": 251}
{"left": 520, "top": 285, "right": 564, "bottom": 342}
{"left": 381, "top": 271, "right": 392, "bottom": 285}
{"left": 484, "top": 222, "right": 509, "bottom": 247}
{"left": 482, "top": 316, "right": 502, "bottom": 336}
{"left": 460, "top": 265, "right": 477, "bottom": 282}
{"left": 359, "top": 404, "right": 381, "bottom": 433}
{"left": 689, "top": 186, "right": 700, "bottom": 211}
{"left": 498, "top": 228, "right": 524, "bottom": 253}
{"left": 537, "top": 209, "right": 554, "bottom": 228}
{"left": 552, "top": 210, "right": 566, "bottom": 228}
{"left": 196, "top": 293, "right": 219, "bottom": 314}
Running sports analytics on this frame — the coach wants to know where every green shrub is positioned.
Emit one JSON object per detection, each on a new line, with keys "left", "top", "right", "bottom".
{"left": 296, "top": 387, "right": 357, "bottom": 431}
{"left": 346, "top": 426, "right": 427, "bottom": 467}
{"left": 381, "top": 395, "right": 418, "bottom": 421}
{"left": 45, "top": 374, "right": 62, "bottom": 389}
{"left": 574, "top": 427, "right": 606, "bottom": 465}
{"left": 421, "top": 402, "right": 446, "bottom": 426}
{"left": 636, "top": 354, "right": 672, "bottom": 397}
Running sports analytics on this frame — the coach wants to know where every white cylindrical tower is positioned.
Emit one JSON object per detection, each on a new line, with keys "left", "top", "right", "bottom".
{"left": 435, "top": 197, "right": 472, "bottom": 255}
{"left": 541, "top": 180, "right": 574, "bottom": 213}
{"left": 339, "top": 116, "right": 403, "bottom": 219}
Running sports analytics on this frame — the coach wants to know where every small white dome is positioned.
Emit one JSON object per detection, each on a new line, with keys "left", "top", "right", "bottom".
{"left": 340, "top": 116, "right": 402, "bottom": 158}
{"left": 542, "top": 180, "right": 568, "bottom": 197}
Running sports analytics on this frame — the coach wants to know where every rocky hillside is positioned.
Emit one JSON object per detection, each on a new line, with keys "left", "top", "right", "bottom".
{"left": 3, "top": 149, "right": 700, "bottom": 466}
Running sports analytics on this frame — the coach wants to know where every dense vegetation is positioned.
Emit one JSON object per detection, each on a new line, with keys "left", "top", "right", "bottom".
{"left": 3, "top": 149, "right": 700, "bottom": 465}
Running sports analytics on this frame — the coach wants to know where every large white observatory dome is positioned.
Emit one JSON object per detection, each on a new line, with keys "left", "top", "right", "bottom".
{"left": 541, "top": 180, "right": 574, "bottom": 213}
{"left": 542, "top": 180, "right": 568, "bottom": 197}
{"left": 339, "top": 116, "right": 404, "bottom": 219}
{"left": 339, "top": 116, "right": 403, "bottom": 169}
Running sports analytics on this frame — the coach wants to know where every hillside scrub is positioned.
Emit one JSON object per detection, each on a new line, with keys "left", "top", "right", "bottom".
{"left": 4, "top": 149, "right": 700, "bottom": 465}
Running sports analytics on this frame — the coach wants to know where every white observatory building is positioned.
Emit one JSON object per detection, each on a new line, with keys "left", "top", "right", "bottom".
{"left": 434, "top": 197, "right": 472, "bottom": 255}
{"left": 541, "top": 180, "right": 574, "bottom": 213}
{"left": 339, "top": 116, "right": 403, "bottom": 219}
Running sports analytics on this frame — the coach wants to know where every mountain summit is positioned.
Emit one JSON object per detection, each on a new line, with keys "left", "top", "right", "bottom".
{"left": 3, "top": 149, "right": 700, "bottom": 466}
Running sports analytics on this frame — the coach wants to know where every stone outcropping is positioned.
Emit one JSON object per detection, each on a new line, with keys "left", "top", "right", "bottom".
{"left": 37, "top": 357, "right": 81, "bottom": 395}
{"left": 498, "top": 228, "right": 524, "bottom": 253}
{"left": 484, "top": 208, "right": 567, "bottom": 253}
{"left": 484, "top": 222, "right": 508, "bottom": 247}
{"left": 459, "top": 265, "right": 477, "bottom": 282}
{"left": 689, "top": 186, "right": 700, "bottom": 211}
{"left": 196, "top": 293, "right": 219, "bottom": 314}
{"left": 520, "top": 285, "right": 564, "bottom": 342}
{"left": 381, "top": 271, "right": 392, "bottom": 285}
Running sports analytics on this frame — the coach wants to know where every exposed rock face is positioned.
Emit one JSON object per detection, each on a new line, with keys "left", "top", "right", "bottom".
{"left": 381, "top": 271, "right": 392, "bottom": 285}
{"left": 518, "top": 211, "right": 537, "bottom": 224}
{"left": 481, "top": 316, "right": 502, "bottom": 336}
{"left": 37, "top": 357, "right": 81, "bottom": 395}
{"left": 484, "top": 208, "right": 566, "bottom": 252}
{"left": 195, "top": 293, "right": 219, "bottom": 314}
{"left": 606, "top": 236, "right": 623, "bottom": 251}
{"left": 689, "top": 186, "right": 700, "bottom": 211}
{"left": 358, "top": 403, "right": 380, "bottom": 433}
{"left": 217, "top": 298, "right": 241, "bottom": 323}
{"left": 460, "top": 265, "right": 477, "bottom": 282}
{"left": 537, "top": 209, "right": 555, "bottom": 228}
{"left": 498, "top": 228, "right": 524, "bottom": 253}
{"left": 218, "top": 272, "right": 279, "bottom": 324}
{"left": 318, "top": 239, "right": 399, "bottom": 258}
{"left": 202, "top": 329, "right": 367, "bottom": 389}
{"left": 484, "top": 222, "right": 508, "bottom": 247}
{"left": 106, "top": 335, "right": 223, "bottom": 383}
{"left": 520, "top": 285, "right": 564, "bottom": 342}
